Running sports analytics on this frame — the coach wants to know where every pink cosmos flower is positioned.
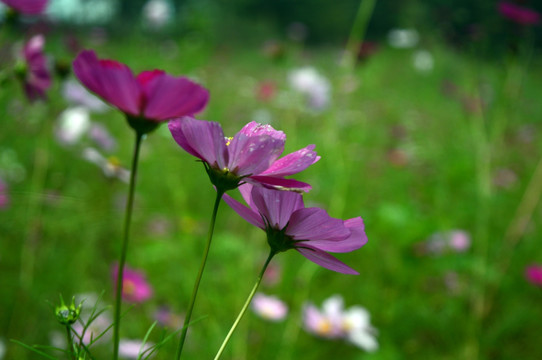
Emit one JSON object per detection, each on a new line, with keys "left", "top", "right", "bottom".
{"left": 525, "top": 265, "right": 542, "bottom": 286}
{"left": 20, "top": 35, "right": 51, "bottom": 101}
{"left": 1, "top": 0, "right": 48, "bottom": 14}
{"left": 498, "top": 1, "right": 540, "bottom": 25}
{"left": 72, "top": 50, "right": 209, "bottom": 133}
{"left": 168, "top": 117, "right": 320, "bottom": 192}
{"left": 223, "top": 184, "right": 366, "bottom": 274}
{"left": 251, "top": 293, "right": 288, "bottom": 321}
{"left": 112, "top": 265, "right": 153, "bottom": 303}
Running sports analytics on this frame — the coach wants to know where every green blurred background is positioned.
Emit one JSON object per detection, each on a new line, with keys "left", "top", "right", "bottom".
{"left": 1, "top": 0, "right": 542, "bottom": 359}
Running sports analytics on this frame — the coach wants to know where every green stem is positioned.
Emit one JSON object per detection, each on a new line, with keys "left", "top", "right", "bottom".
{"left": 214, "top": 251, "right": 275, "bottom": 360}
{"left": 176, "top": 189, "right": 225, "bottom": 360}
{"left": 66, "top": 325, "right": 76, "bottom": 360}
{"left": 341, "top": 0, "right": 377, "bottom": 69}
{"left": 113, "top": 131, "right": 143, "bottom": 360}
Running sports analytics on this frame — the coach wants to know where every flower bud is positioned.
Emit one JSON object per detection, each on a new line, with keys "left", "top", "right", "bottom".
{"left": 55, "top": 296, "right": 82, "bottom": 325}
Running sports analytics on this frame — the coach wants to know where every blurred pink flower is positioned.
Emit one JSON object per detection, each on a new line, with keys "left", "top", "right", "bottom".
{"left": 1, "top": 0, "right": 48, "bottom": 14}
{"left": 71, "top": 311, "right": 112, "bottom": 345}
{"left": 20, "top": 35, "right": 51, "bottom": 101}
{"left": 498, "top": 1, "right": 540, "bottom": 25}
{"left": 525, "top": 265, "right": 542, "bottom": 286}
{"left": 0, "top": 177, "right": 9, "bottom": 210}
{"left": 448, "top": 230, "right": 471, "bottom": 252}
{"left": 251, "top": 293, "right": 288, "bottom": 321}
{"left": 303, "top": 295, "right": 378, "bottom": 352}
{"left": 416, "top": 230, "right": 471, "bottom": 256}
{"left": 169, "top": 118, "right": 320, "bottom": 192}
{"left": 112, "top": 265, "right": 153, "bottom": 303}
{"left": 72, "top": 50, "right": 209, "bottom": 133}
{"left": 119, "top": 339, "right": 154, "bottom": 359}
{"left": 223, "top": 184, "right": 367, "bottom": 274}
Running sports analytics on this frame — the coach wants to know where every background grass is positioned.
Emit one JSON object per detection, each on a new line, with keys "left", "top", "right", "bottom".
{"left": 1, "top": 25, "right": 542, "bottom": 360}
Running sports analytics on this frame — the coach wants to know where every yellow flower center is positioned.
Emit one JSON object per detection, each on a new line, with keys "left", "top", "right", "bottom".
{"left": 316, "top": 319, "right": 332, "bottom": 335}
{"left": 124, "top": 280, "right": 135, "bottom": 296}
{"left": 225, "top": 136, "right": 233, "bottom": 146}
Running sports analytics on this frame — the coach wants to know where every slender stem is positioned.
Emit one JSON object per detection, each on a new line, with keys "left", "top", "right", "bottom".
{"left": 214, "top": 251, "right": 275, "bottom": 360}
{"left": 341, "top": 0, "right": 377, "bottom": 68}
{"left": 65, "top": 325, "right": 76, "bottom": 360}
{"left": 113, "top": 131, "right": 143, "bottom": 360}
{"left": 176, "top": 189, "right": 225, "bottom": 360}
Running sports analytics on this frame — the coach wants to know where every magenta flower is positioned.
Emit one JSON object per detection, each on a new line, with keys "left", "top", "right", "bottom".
{"left": 168, "top": 117, "right": 320, "bottom": 192}
{"left": 498, "top": 1, "right": 540, "bottom": 25}
{"left": 19, "top": 35, "right": 51, "bottom": 101}
{"left": 525, "top": 265, "right": 542, "bottom": 286}
{"left": 1, "top": 0, "right": 48, "bottom": 14}
{"left": 223, "top": 184, "right": 367, "bottom": 274}
{"left": 73, "top": 50, "right": 209, "bottom": 134}
{"left": 112, "top": 265, "right": 153, "bottom": 303}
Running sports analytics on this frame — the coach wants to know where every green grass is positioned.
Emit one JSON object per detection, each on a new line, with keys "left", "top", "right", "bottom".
{"left": 1, "top": 31, "right": 542, "bottom": 359}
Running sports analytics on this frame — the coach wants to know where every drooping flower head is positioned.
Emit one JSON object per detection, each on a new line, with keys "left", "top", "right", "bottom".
{"left": 525, "top": 264, "right": 542, "bottom": 286}
{"left": 73, "top": 50, "right": 209, "bottom": 134}
{"left": 303, "top": 295, "right": 378, "bottom": 352}
{"left": 112, "top": 264, "right": 153, "bottom": 303}
{"left": 1, "top": 0, "right": 48, "bottom": 14}
{"left": 168, "top": 117, "right": 320, "bottom": 192}
{"left": 251, "top": 293, "right": 288, "bottom": 321}
{"left": 15, "top": 35, "right": 51, "bottom": 102}
{"left": 223, "top": 184, "right": 367, "bottom": 274}
{"left": 498, "top": 1, "right": 540, "bottom": 25}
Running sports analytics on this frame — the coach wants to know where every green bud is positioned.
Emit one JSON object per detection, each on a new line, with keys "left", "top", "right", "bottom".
{"left": 55, "top": 295, "right": 82, "bottom": 325}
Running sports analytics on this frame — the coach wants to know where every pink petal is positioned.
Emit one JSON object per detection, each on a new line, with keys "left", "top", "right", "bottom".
{"left": 73, "top": 50, "right": 140, "bottom": 116}
{"left": 227, "top": 133, "right": 284, "bottom": 176}
{"left": 239, "top": 122, "right": 286, "bottom": 141}
{"left": 3, "top": 0, "right": 48, "bottom": 14}
{"left": 168, "top": 117, "right": 227, "bottom": 167}
{"left": 250, "top": 186, "right": 304, "bottom": 229}
{"left": 222, "top": 192, "right": 265, "bottom": 229}
{"left": 141, "top": 72, "right": 209, "bottom": 120}
{"left": 287, "top": 208, "right": 350, "bottom": 243}
{"left": 296, "top": 246, "right": 359, "bottom": 275}
{"left": 261, "top": 144, "right": 320, "bottom": 177}
{"left": 247, "top": 175, "right": 312, "bottom": 192}
{"left": 307, "top": 217, "right": 367, "bottom": 253}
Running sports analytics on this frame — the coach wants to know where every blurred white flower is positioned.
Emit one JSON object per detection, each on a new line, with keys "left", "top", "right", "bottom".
{"left": 388, "top": 28, "right": 419, "bottom": 49}
{"left": 142, "top": 0, "right": 173, "bottom": 29}
{"left": 71, "top": 310, "right": 112, "bottom": 346}
{"left": 412, "top": 50, "right": 434, "bottom": 73}
{"left": 288, "top": 67, "right": 331, "bottom": 111}
{"left": 55, "top": 107, "right": 91, "bottom": 146}
{"left": 303, "top": 295, "right": 378, "bottom": 352}
{"left": 62, "top": 80, "right": 108, "bottom": 112}
{"left": 119, "top": 339, "right": 154, "bottom": 359}
{"left": 251, "top": 293, "right": 288, "bottom": 321}
{"left": 82, "top": 147, "right": 130, "bottom": 183}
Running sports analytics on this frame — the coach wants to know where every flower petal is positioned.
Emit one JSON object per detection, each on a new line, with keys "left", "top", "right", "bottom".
{"left": 261, "top": 144, "right": 320, "bottom": 177}
{"left": 222, "top": 192, "right": 265, "bottom": 229}
{"left": 3, "top": 0, "right": 48, "bottom": 14}
{"left": 287, "top": 208, "right": 350, "bottom": 244}
{"left": 247, "top": 175, "right": 312, "bottom": 192}
{"left": 73, "top": 50, "right": 140, "bottom": 116}
{"left": 251, "top": 186, "right": 303, "bottom": 229}
{"left": 141, "top": 72, "right": 209, "bottom": 120}
{"left": 227, "top": 133, "right": 284, "bottom": 176}
{"left": 296, "top": 246, "right": 359, "bottom": 275}
{"left": 305, "top": 217, "right": 367, "bottom": 253}
{"left": 168, "top": 117, "right": 227, "bottom": 167}
{"left": 239, "top": 122, "right": 286, "bottom": 141}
